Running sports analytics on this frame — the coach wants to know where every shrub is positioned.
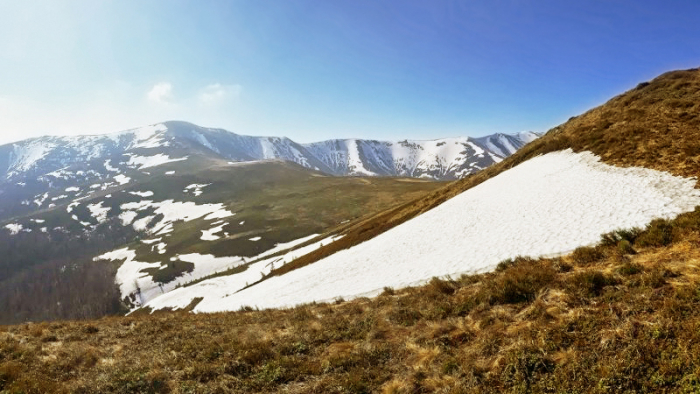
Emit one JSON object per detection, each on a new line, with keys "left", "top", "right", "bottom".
{"left": 568, "top": 271, "right": 617, "bottom": 297}
{"left": 426, "top": 277, "right": 458, "bottom": 295}
{"left": 616, "top": 262, "right": 643, "bottom": 276}
{"left": 388, "top": 307, "right": 423, "bottom": 326}
{"left": 601, "top": 228, "right": 642, "bottom": 246}
{"left": 641, "top": 266, "right": 677, "bottom": 289}
{"left": 482, "top": 262, "right": 555, "bottom": 305}
{"left": 381, "top": 287, "right": 395, "bottom": 296}
{"left": 571, "top": 246, "right": 605, "bottom": 265}
{"left": 496, "top": 256, "right": 536, "bottom": 272}
{"left": 636, "top": 219, "right": 673, "bottom": 247}
{"left": 617, "top": 240, "right": 636, "bottom": 255}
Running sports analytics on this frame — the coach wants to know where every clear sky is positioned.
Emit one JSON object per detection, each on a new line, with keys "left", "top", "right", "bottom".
{"left": 1, "top": 1, "right": 699, "bottom": 144}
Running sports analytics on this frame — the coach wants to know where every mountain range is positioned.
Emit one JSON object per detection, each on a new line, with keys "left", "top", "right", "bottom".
{"left": 0, "top": 121, "right": 539, "bottom": 183}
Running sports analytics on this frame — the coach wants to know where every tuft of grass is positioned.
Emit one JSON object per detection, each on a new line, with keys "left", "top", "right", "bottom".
{"left": 616, "top": 262, "right": 644, "bottom": 276}
{"left": 636, "top": 219, "right": 674, "bottom": 247}
{"left": 568, "top": 270, "right": 617, "bottom": 297}
{"left": 617, "top": 239, "right": 636, "bottom": 255}
{"left": 571, "top": 246, "right": 605, "bottom": 265}
{"left": 481, "top": 260, "right": 555, "bottom": 304}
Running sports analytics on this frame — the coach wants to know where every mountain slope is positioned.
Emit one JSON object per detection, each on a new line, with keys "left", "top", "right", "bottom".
{"left": 272, "top": 67, "right": 700, "bottom": 277}
{"left": 0, "top": 121, "right": 537, "bottom": 323}
{"left": 302, "top": 131, "right": 539, "bottom": 178}
{"left": 5, "top": 68, "right": 700, "bottom": 393}
{"left": 0, "top": 156, "right": 445, "bottom": 324}
{"left": 143, "top": 67, "right": 700, "bottom": 313}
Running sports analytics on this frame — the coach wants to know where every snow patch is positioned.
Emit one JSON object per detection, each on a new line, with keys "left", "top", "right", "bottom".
{"left": 4, "top": 223, "right": 23, "bottom": 235}
{"left": 201, "top": 222, "right": 227, "bottom": 241}
{"left": 184, "top": 183, "right": 210, "bottom": 197}
{"left": 144, "top": 234, "right": 344, "bottom": 311}
{"left": 113, "top": 174, "right": 131, "bottom": 185}
{"left": 184, "top": 150, "right": 700, "bottom": 313}
{"left": 129, "top": 191, "right": 154, "bottom": 197}
{"left": 126, "top": 154, "right": 188, "bottom": 169}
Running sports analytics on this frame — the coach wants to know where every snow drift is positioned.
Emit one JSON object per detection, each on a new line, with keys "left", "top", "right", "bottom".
{"left": 146, "top": 149, "right": 700, "bottom": 313}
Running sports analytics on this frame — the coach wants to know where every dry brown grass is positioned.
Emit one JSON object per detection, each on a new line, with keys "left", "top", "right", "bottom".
{"left": 3, "top": 207, "right": 700, "bottom": 393}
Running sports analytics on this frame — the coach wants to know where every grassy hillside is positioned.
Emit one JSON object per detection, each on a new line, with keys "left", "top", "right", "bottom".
{"left": 3, "top": 207, "right": 700, "bottom": 393}
{"left": 0, "top": 160, "right": 444, "bottom": 325}
{"left": 3, "top": 67, "right": 700, "bottom": 392}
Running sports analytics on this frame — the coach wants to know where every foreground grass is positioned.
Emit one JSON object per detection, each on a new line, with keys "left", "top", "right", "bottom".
{"left": 3, "top": 207, "right": 700, "bottom": 393}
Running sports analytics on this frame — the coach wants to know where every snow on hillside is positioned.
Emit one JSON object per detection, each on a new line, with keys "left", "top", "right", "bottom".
{"left": 147, "top": 149, "right": 700, "bottom": 313}
{"left": 125, "top": 154, "right": 188, "bottom": 169}
{"left": 144, "top": 234, "right": 344, "bottom": 311}
{"left": 95, "top": 232, "right": 338, "bottom": 309}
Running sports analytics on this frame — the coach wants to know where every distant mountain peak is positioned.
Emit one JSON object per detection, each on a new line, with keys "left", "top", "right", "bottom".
{"left": 0, "top": 122, "right": 539, "bottom": 182}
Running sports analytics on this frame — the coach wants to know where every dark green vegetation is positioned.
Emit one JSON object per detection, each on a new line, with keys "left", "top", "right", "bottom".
{"left": 0, "top": 160, "right": 444, "bottom": 325}
{"left": 3, "top": 207, "right": 700, "bottom": 393}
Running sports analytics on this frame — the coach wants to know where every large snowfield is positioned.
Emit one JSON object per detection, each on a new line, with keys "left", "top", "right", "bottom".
{"left": 145, "top": 149, "right": 700, "bottom": 313}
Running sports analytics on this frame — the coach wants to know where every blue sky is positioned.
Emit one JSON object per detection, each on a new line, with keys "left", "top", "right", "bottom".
{"left": 0, "top": 1, "right": 699, "bottom": 144}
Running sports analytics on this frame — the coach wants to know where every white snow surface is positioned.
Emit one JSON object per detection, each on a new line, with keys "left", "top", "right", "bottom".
{"left": 255, "top": 234, "right": 320, "bottom": 260}
{"left": 200, "top": 222, "right": 227, "bottom": 241}
{"left": 4, "top": 223, "right": 23, "bottom": 235}
{"left": 113, "top": 174, "right": 131, "bottom": 185}
{"left": 7, "top": 140, "right": 56, "bottom": 177}
{"left": 94, "top": 248, "right": 161, "bottom": 304}
{"left": 118, "top": 199, "right": 234, "bottom": 234}
{"left": 129, "top": 191, "right": 154, "bottom": 197}
{"left": 104, "top": 160, "right": 119, "bottom": 172}
{"left": 144, "top": 235, "right": 344, "bottom": 311}
{"left": 118, "top": 211, "right": 138, "bottom": 226}
{"left": 184, "top": 183, "right": 209, "bottom": 197}
{"left": 126, "top": 154, "right": 188, "bottom": 169}
{"left": 87, "top": 202, "right": 111, "bottom": 223}
{"left": 173, "top": 150, "right": 700, "bottom": 313}
{"left": 99, "top": 233, "right": 338, "bottom": 309}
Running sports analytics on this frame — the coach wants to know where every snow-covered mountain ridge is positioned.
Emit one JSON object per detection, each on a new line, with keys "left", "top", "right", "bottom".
{"left": 0, "top": 121, "right": 539, "bottom": 182}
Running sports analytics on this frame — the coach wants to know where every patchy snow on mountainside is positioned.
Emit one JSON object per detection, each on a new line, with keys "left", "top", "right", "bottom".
{"left": 143, "top": 234, "right": 344, "bottom": 311}
{"left": 164, "top": 149, "right": 700, "bottom": 313}
{"left": 129, "top": 191, "right": 154, "bottom": 197}
{"left": 7, "top": 140, "right": 56, "bottom": 177}
{"left": 113, "top": 174, "right": 131, "bottom": 185}
{"left": 4, "top": 223, "right": 23, "bottom": 235}
{"left": 184, "top": 184, "right": 209, "bottom": 197}
{"left": 127, "top": 124, "right": 169, "bottom": 149}
{"left": 126, "top": 154, "right": 188, "bottom": 169}
{"left": 118, "top": 199, "right": 234, "bottom": 235}
{"left": 87, "top": 202, "right": 111, "bottom": 223}
{"left": 96, "top": 233, "right": 341, "bottom": 309}
{"left": 200, "top": 222, "right": 227, "bottom": 241}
